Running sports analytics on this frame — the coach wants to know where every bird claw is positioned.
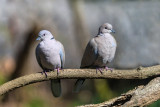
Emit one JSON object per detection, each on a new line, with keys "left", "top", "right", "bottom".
{"left": 56, "top": 68, "right": 61, "bottom": 76}
{"left": 96, "top": 68, "right": 103, "bottom": 74}
{"left": 41, "top": 70, "right": 48, "bottom": 78}
{"left": 105, "top": 67, "right": 113, "bottom": 72}
{"left": 96, "top": 67, "right": 113, "bottom": 74}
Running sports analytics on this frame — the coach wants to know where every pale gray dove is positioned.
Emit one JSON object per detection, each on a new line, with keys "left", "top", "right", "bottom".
{"left": 74, "top": 23, "right": 117, "bottom": 92}
{"left": 36, "top": 30, "right": 65, "bottom": 97}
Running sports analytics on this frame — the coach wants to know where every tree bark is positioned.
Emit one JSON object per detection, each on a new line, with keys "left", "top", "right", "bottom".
{"left": 80, "top": 77, "right": 160, "bottom": 107}
{"left": 0, "top": 65, "right": 160, "bottom": 106}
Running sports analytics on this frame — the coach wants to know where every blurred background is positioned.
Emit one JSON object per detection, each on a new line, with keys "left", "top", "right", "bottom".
{"left": 0, "top": 0, "right": 160, "bottom": 107}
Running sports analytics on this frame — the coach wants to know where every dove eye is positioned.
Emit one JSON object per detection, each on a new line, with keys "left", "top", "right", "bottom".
{"left": 43, "top": 34, "right": 46, "bottom": 36}
{"left": 105, "top": 27, "right": 108, "bottom": 29}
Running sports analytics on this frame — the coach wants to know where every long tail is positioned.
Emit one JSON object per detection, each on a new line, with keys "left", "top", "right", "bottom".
{"left": 73, "top": 79, "right": 85, "bottom": 93}
{"left": 51, "top": 79, "right": 61, "bottom": 97}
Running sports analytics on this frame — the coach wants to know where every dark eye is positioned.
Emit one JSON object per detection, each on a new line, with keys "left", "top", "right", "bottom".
{"left": 105, "top": 27, "right": 108, "bottom": 29}
{"left": 43, "top": 34, "right": 45, "bottom": 36}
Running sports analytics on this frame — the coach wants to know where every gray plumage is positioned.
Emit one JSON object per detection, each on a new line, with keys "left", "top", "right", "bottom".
{"left": 74, "top": 23, "right": 117, "bottom": 92}
{"left": 35, "top": 30, "right": 65, "bottom": 97}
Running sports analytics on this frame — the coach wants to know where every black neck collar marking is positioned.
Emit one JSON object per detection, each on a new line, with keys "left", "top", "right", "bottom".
{"left": 51, "top": 37, "right": 54, "bottom": 40}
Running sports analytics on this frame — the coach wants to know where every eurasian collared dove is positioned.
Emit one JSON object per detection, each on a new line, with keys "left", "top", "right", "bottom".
{"left": 35, "top": 30, "right": 65, "bottom": 97}
{"left": 74, "top": 23, "right": 117, "bottom": 92}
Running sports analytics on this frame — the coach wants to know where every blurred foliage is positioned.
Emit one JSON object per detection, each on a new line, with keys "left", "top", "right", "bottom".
{"left": 25, "top": 98, "right": 46, "bottom": 107}
{"left": 94, "top": 79, "right": 116, "bottom": 101}
{"left": 149, "top": 100, "right": 160, "bottom": 107}
{"left": 0, "top": 72, "right": 7, "bottom": 85}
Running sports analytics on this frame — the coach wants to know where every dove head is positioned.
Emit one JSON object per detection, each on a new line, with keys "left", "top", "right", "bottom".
{"left": 98, "top": 23, "right": 115, "bottom": 35}
{"left": 36, "top": 30, "right": 54, "bottom": 41}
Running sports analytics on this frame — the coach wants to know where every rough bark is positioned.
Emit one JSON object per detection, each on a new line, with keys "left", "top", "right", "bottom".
{"left": 0, "top": 65, "right": 160, "bottom": 106}
{"left": 79, "top": 77, "right": 160, "bottom": 107}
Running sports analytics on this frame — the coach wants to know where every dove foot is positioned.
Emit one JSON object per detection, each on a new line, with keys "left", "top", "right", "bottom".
{"left": 41, "top": 70, "right": 48, "bottom": 78}
{"left": 105, "top": 67, "right": 113, "bottom": 72}
{"left": 55, "top": 68, "right": 61, "bottom": 76}
{"left": 96, "top": 68, "right": 103, "bottom": 74}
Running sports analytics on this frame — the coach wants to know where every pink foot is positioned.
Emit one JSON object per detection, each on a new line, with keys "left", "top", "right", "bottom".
{"left": 56, "top": 68, "right": 61, "bottom": 76}
{"left": 105, "top": 67, "right": 113, "bottom": 72}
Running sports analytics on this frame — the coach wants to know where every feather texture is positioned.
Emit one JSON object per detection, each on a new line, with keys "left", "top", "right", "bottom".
{"left": 35, "top": 30, "right": 65, "bottom": 97}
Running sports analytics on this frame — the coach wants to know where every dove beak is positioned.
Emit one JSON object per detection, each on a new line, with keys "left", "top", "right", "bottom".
{"left": 36, "top": 36, "right": 41, "bottom": 41}
{"left": 111, "top": 29, "right": 115, "bottom": 33}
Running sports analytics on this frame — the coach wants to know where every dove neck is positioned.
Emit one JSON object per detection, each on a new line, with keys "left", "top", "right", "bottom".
{"left": 42, "top": 38, "right": 55, "bottom": 42}
{"left": 98, "top": 33, "right": 110, "bottom": 36}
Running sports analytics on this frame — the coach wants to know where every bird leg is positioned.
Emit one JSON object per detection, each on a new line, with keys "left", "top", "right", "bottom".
{"left": 105, "top": 67, "right": 113, "bottom": 72}
{"left": 41, "top": 70, "right": 48, "bottom": 78}
{"left": 96, "top": 68, "right": 103, "bottom": 74}
{"left": 56, "top": 68, "right": 60, "bottom": 76}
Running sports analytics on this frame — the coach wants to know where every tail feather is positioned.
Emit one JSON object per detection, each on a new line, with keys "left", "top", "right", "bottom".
{"left": 51, "top": 79, "right": 61, "bottom": 97}
{"left": 73, "top": 79, "right": 85, "bottom": 93}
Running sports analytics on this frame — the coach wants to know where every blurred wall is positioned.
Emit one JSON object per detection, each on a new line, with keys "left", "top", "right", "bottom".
{"left": 0, "top": 0, "right": 160, "bottom": 70}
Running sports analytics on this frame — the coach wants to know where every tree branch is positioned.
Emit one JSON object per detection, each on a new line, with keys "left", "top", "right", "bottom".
{"left": 0, "top": 65, "right": 160, "bottom": 98}
{"left": 79, "top": 77, "right": 160, "bottom": 107}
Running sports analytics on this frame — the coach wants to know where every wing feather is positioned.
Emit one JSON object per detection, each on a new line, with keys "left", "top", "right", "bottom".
{"left": 35, "top": 44, "right": 44, "bottom": 69}
{"left": 80, "top": 38, "right": 98, "bottom": 68}
{"left": 57, "top": 41, "right": 65, "bottom": 69}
